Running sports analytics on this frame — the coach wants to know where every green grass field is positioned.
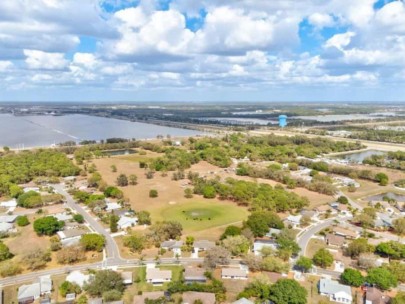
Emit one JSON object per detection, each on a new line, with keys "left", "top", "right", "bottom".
{"left": 156, "top": 200, "right": 248, "bottom": 232}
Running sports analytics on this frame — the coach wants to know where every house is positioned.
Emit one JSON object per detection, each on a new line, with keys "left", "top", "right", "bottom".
{"left": 23, "top": 187, "right": 40, "bottom": 193}
{"left": 326, "top": 234, "right": 346, "bottom": 247}
{"left": 53, "top": 212, "right": 73, "bottom": 222}
{"left": 333, "top": 226, "right": 359, "bottom": 239}
{"left": 0, "top": 222, "right": 14, "bottom": 233}
{"left": 365, "top": 287, "right": 390, "bottom": 304}
{"left": 221, "top": 268, "right": 248, "bottom": 280}
{"left": 39, "top": 275, "right": 52, "bottom": 295}
{"left": 374, "top": 213, "right": 395, "bottom": 229}
{"left": 57, "top": 226, "right": 89, "bottom": 246}
{"left": 232, "top": 299, "right": 254, "bottom": 304}
{"left": 89, "top": 298, "right": 103, "bottom": 304}
{"left": 193, "top": 240, "right": 216, "bottom": 251}
{"left": 66, "top": 293, "right": 76, "bottom": 301}
{"left": 18, "top": 283, "right": 40, "bottom": 304}
{"left": 319, "top": 278, "right": 352, "bottom": 303}
{"left": 0, "top": 215, "right": 18, "bottom": 223}
{"left": 182, "top": 291, "right": 216, "bottom": 304}
{"left": 146, "top": 268, "right": 172, "bottom": 285}
{"left": 133, "top": 291, "right": 165, "bottom": 304}
{"left": 0, "top": 199, "right": 17, "bottom": 208}
{"left": 184, "top": 267, "right": 207, "bottom": 284}
{"left": 266, "top": 228, "right": 282, "bottom": 238}
{"left": 117, "top": 216, "right": 138, "bottom": 230}
{"left": 66, "top": 271, "right": 91, "bottom": 288}
{"left": 106, "top": 201, "right": 121, "bottom": 212}
{"left": 161, "top": 240, "right": 183, "bottom": 256}
{"left": 284, "top": 215, "right": 302, "bottom": 228}
{"left": 253, "top": 239, "right": 277, "bottom": 256}
{"left": 121, "top": 271, "right": 133, "bottom": 285}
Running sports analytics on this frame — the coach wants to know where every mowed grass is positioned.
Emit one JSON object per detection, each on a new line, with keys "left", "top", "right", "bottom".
{"left": 155, "top": 200, "right": 248, "bottom": 232}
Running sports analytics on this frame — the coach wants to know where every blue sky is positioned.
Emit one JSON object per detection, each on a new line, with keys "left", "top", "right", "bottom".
{"left": 0, "top": 0, "right": 404, "bottom": 102}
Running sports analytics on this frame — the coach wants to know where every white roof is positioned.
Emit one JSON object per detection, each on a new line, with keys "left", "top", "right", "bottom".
{"left": 53, "top": 212, "right": 73, "bottom": 222}
{"left": 118, "top": 216, "right": 137, "bottom": 228}
{"left": 319, "top": 278, "right": 352, "bottom": 298}
{"left": 221, "top": 268, "right": 248, "bottom": 278}
{"left": 40, "top": 275, "right": 52, "bottom": 294}
{"left": 23, "top": 187, "right": 40, "bottom": 193}
{"left": 286, "top": 215, "right": 302, "bottom": 224}
{"left": 0, "top": 199, "right": 17, "bottom": 207}
{"left": 106, "top": 202, "right": 121, "bottom": 211}
{"left": 18, "top": 283, "right": 40, "bottom": 300}
{"left": 0, "top": 222, "right": 13, "bottom": 232}
{"left": 0, "top": 215, "right": 18, "bottom": 223}
{"left": 233, "top": 298, "right": 254, "bottom": 304}
{"left": 66, "top": 271, "right": 91, "bottom": 288}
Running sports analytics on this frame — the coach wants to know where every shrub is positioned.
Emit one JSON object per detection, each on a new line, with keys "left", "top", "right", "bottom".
{"left": 73, "top": 214, "right": 84, "bottom": 223}
{"left": 16, "top": 215, "right": 30, "bottom": 226}
{"left": 149, "top": 189, "right": 158, "bottom": 198}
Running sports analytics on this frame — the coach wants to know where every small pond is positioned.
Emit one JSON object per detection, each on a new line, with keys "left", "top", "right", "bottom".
{"left": 336, "top": 149, "right": 386, "bottom": 163}
{"left": 102, "top": 149, "right": 137, "bottom": 156}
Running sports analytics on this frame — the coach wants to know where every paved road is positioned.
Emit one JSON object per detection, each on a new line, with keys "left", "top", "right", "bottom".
{"left": 297, "top": 218, "right": 339, "bottom": 256}
{"left": 53, "top": 184, "right": 124, "bottom": 264}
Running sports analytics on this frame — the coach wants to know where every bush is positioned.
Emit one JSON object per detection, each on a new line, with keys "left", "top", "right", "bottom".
{"left": 16, "top": 215, "right": 30, "bottom": 226}
{"left": 17, "top": 191, "right": 43, "bottom": 208}
{"left": 149, "top": 189, "right": 158, "bottom": 198}
{"left": 103, "top": 290, "right": 122, "bottom": 302}
{"left": 80, "top": 234, "right": 106, "bottom": 252}
{"left": 0, "top": 261, "right": 22, "bottom": 277}
{"left": 33, "top": 216, "right": 64, "bottom": 236}
{"left": 104, "top": 186, "right": 124, "bottom": 199}
{"left": 59, "top": 281, "right": 82, "bottom": 297}
{"left": 0, "top": 242, "right": 13, "bottom": 261}
{"left": 73, "top": 214, "right": 84, "bottom": 223}
{"left": 23, "top": 249, "right": 51, "bottom": 270}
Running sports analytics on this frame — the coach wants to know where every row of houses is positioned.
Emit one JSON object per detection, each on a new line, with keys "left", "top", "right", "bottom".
{"left": 160, "top": 239, "right": 216, "bottom": 257}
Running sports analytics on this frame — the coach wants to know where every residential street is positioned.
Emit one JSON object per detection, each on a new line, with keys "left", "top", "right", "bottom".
{"left": 53, "top": 184, "right": 124, "bottom": 264}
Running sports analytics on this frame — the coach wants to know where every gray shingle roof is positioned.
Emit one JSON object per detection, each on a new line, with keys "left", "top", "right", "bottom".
{"left": 319, "top": 278, "right": 351, "bottom": 296}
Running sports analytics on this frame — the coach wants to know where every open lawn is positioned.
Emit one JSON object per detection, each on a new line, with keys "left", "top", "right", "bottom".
{"left": 155, "top": 200, "right": 248, "bottom": 233}
{"left": 306, "top": 239, "right": 326, "bottom": 258}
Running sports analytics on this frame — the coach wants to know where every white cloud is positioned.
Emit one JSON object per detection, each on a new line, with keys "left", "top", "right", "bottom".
{"left": 24, "top": 50, "right": 68, "bottom": 70}
{"left": 308, "top": 13, "right": 335, "bottom": 29}
{"left": 325, "top": 32, "right": 356, "bottom": 50}
{"left": 0, "top": 61, "right": 13, "bottom": 72}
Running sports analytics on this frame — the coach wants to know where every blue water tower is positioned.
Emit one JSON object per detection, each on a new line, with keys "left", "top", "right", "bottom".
{"left": 279, "top": 115, "right": 287, "bottom": 128}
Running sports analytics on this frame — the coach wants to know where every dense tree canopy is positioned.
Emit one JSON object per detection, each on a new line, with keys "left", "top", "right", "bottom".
{"left": 0, "top": 150, "right": 79, "bottom": 196}
{"left": 366, "top": 267, "right": 398, "bottom": 290}
{"left": 85, "top": 270, "right": 125, "bottom": 297}
{"left": 33, "top": 216, "right": 64, "bottom": 236}
{"left": 269, "top": 279, "right": 308, "bottom": 304}
{"left": 340, "top": 268, "right": 365, "bottom": 287}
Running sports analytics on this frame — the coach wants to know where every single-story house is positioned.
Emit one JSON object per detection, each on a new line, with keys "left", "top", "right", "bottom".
{"left": 193, "top": 240, "right": 216, "bottom": 252}
{"left": 221, "top": 268, "right": 248, "bottom": 280}
{"left": 232, "top": 298, "right": 254, "bottom": 304}
{"left": 18, "top": 283, "right": 41, "bottom": 304}
{"left": 319, "top": 278, "right": 352, "bottom": 303}
{"left": 0, "top": 222, "right": 14, "bottom": 233}
{"left": 161, "top": 240, "right": 183, "bottom": 256}
{"left": 39, "top": 275, "right": 52, "bottom": 295}
{"left": 182, "top": 292, "right": 216, "bottom": 304}
{"left": 184, "top": 267, "right": 207, "bottom": 284}
{"left": 253, "top": 239, "right": 277, "bottom": 256}
{"left": 333, "top": 226, "right": 359, "bottom": 239}
{"left": 121, "top": 271, "right": 133, "bottom": 285}
{"left": 374, "top": 213, "right": 395, "bottom": 229}
{"left": 133, "top": 292, "right": 165, "bottom": 304}
{"left": 23, "top": 187, "right": 40, "bottom": 193}
{"left": 146, "top": 268, "right": 172, "bottom": 285}
{"left": 0, "top": 199, "right": 17, "bottom": 208}
{"left": 66, "top": 293, "right": 76, "bottom": 301}
{"left": 284, "top": 215, "right": 302, "bottom": 228}
{"left": 266, "top": 228, "right": 282, "bottom": 238}
{"left": 106, "top": 202, "right": 122, "bottom": 212}
{"left": 365, "top": 287, "right": 390, "bottom": 304}
{"left": 57, "top": 226, "right": 89, "bottom": 246}
{"left": 66, "top": 271, "right": 91, "bottom": 288}
{"left": 40, "top": 298, "right": 51, "bottom": 304}
{"left": 326, "top": 234, "right": 346, "bottom": 247}
{"left": 0, "top": 215, "right": 18, "bottom": 223}
{"left": 117, "top": 216, "right": 138, "bottom": 230}
{"left": 53, "top": 212, "right": 73, "bottom": 222}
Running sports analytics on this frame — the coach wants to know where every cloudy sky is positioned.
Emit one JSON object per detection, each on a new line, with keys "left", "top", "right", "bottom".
{"left": 0, "top": 0, "right": 404, "bottom": 102}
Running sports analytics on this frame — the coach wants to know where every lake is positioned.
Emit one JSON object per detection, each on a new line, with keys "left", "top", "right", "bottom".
{"left": 336, "top": 149, "right": 386, "bottom": 163}
{"left": 0, "top": 114, "right": 202, "bottom": 148}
